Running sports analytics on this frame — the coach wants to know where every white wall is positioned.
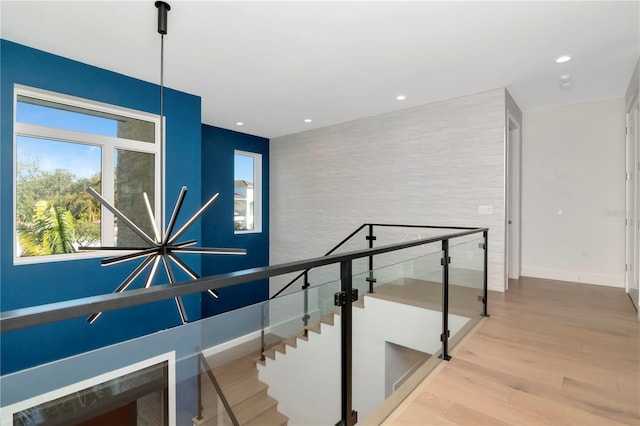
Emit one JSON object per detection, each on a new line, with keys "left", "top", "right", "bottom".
{"left": 521, "top": 98, "right": 626, "bottom": 287}
{"left": 270, "top": 89, "right": 507, "bottom": 293}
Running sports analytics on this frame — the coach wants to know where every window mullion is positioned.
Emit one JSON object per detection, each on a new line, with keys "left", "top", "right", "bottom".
{"left": 102, "top": 147, "right": 115, "bottom": 246}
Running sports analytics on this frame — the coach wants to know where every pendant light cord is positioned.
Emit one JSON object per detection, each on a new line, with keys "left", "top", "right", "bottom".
{"left": 160, "top": 33, "right": 165, "bottom": 231}
{"left": 160, "top": 33, "right": 165, "bottom": 139}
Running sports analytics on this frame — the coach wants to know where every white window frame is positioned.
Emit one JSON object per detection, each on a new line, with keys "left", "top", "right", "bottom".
{"left": 234, "top": 150, "right": 262, "bottom": 234}
{"left": 13, "top": 85, "right": 163, "bottom": 265}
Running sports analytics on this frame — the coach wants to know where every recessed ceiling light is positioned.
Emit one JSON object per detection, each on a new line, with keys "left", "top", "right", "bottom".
{"left": 555, "top": 55, "right": 571, "bottom": 64}
{"left": 235, "top": 122, "right": 244, "bottom": 126}
{"left": 396, "top": 95, "right": 407, "bottom": 101}
{"left": 304, "top": 119, "right": 312, "bottom": 123}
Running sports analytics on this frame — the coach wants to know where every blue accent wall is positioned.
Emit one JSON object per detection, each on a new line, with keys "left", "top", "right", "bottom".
{"left": 201, "top": 125, "right": 270, "bottom": 317}
{"left": 0, "top": 40, "right": 203, "bottom": 374}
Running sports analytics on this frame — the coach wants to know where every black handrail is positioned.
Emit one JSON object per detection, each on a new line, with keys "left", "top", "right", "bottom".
{"left": 270, "top": 224, "right": 367, "bottom": 299}
{"left": 271, "top": 223, "right": 480, "bottom": 300}
{"left": 195, "top": 348, "right": 240, "bottom": 426}
{"left": 0, "top": 226, "right": 486, "bottom": 332}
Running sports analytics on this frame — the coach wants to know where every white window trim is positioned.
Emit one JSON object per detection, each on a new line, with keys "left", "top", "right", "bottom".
{"left": 234, "top": 150, "right": 262, "bottom": 234}
{"left": 13, "top": 85, "right": 163, "bottom": 265}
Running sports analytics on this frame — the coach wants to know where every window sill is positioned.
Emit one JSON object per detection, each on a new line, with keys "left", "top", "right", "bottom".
{"left": 234, "top": 230, "right": 262, "bottom": 235}
{"left": 13, "top": 250, "right": 134, "bottom": 266}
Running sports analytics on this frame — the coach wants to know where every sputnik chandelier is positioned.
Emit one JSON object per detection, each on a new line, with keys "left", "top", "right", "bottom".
{"left": 80, "top": 187, "right": 245, "bottom": 324}
{"left": 79, "top": 2, "right": 246, "bottom": 324}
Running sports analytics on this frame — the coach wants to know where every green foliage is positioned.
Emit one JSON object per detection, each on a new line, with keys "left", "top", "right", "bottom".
{"left": 16, "top": 159, "right": 101, "bottom": 256}
{"left": 18, "top": 201, "right": 76, "bottom": 256}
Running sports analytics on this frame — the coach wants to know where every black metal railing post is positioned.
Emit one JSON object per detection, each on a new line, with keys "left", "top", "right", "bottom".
{"left": 302, "top": 271, "right": 310, "bottom": 337}
{"left": 440, "top": 239, "right": 451, "bottom": 361}
{"left": 365, "top": 224, "right": 377, "bottom": 293}
{"left": 482, "top": 230, "right": 490, "bottom": 317}
{"left": 260, "top": 302, "right": 267, "bottom": 361}
{"left": 196, "top": 348, "right": 240, "bottom": 426}
{"left": 335, "top": 260, "right": 358, "bottom": 426}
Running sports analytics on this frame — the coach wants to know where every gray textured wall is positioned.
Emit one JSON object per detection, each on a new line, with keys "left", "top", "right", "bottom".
{"left": 270, "top": 89, "right": 507, "bottom": 293}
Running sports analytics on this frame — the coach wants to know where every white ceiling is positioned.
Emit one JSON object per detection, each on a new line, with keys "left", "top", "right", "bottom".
{"left": 2, "top": 1, "right": 638, "bottom": 138}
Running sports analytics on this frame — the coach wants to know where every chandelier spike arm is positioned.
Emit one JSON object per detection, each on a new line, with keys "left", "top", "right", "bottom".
{"left": 102, "top": 247, "right": 160, "bottom": 267}
{"left": 143, "top": 192, "right": 161, "bottom": 243}
{"left": 87, "top": 312, "right": 103, "bottom": 325}
{"left": 163, "top": 186, "right": 188, "bottom": 243}
{"left": 87, "top": 187, "right": 156, "bottom": 246}
{"left": 172, "top": 247, "right": 247, "bottom": 255}
{"left": 161, "top": 255, "right": 189, "bottom": 324}
{"left": 167, "top": 252, "right": 199, "bottom": 279}
{"left": 174, "top": 296, "right": 188, "bottom": 324}
{"left": 168, "top": 192, "right": 220, "bottom": 244}
{"left": 174, "top": 239, "right": 197, "bottom": 248}
{"left": 144, "top": 256, "right": 162, "bottom": 289}
{"left": 87, "top": 255, "right": 157, "bottom": 323}
{"left": 168, "top": 252, "right": 219, "bottom": 300}
{"left": 162, "top": 254, "right": 176, "bottom": 283}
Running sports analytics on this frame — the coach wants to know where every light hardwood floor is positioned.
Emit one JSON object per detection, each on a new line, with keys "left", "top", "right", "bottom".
{"left": 382, "top": 277, "right": 640, "bottom": 425}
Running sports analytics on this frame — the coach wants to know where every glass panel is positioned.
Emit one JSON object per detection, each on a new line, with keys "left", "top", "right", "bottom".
{"left": 13, "top": 361, "right": 167, "bottom": 425}
{"left": 371, "top": 225, "right": 452, "bottom": 247}
{"left": 204, "top": 278, "right": 342, "bottom": 425}
{"left": 16, "top": 136, "right": 102, "bottom": 257}
{"left": 367, "top": 226, "right": 452, "bottom": 274}
{"left": 274, "top": 226, "right": 369, "bottom": 298}
{"left": 234, "top": 153, "right": 254, "bottom": 232}
{"left": 448, "top": 236, "right": 485, "bottom": 345}
{"left": 351, "top": 248, "right": 444, "bottom": 422}
{"left": 114, "top": 149, "right": 156, "bottom": 247}
{"left": 17, "top": 95, "right": 155, "bottom": 143}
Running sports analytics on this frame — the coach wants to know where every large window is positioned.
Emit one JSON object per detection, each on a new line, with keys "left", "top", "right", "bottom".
{"left": 234, "top": 151, "right": 262, "bottom": 233}
{"left": 14, "top": 86, "right": 161, "bottom": 263}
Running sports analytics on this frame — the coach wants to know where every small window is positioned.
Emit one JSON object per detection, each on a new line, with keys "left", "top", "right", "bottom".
{"left": 14, "top": 86, "right": 161, "bottom": 263}
{"left": 234, "top": 151, "right": 262, "bottom": 233}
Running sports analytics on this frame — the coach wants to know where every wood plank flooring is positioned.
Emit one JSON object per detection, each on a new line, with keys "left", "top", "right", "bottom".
{"left": 382, "top": 277, "right": 640, "bottom": 425}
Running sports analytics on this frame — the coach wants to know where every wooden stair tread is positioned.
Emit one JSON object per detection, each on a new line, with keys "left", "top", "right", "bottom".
{"left": 235, "top": 395, "right": 278, "bottom": 424}
{"left": 307, "top": 322, "right": 322, "bottom": 334}
{"left": 211, "top": 351, "right": 263, "bottom": 385}
{"left": 202, "top": 396, "right": 281, "bottom": 426}
{"left": 220, "top": 372, "right": 267, "bottom": 406}
{"left": 200, "top": 346, "right": 289, "bottom": 426}
{"left": 284, "top": 336, "right": 298, "bottom": 348}
{"left": 244, "top": 406, "right": 289, "bottom": 426}
{"left": 320, "top": 313, "right": 335, "bottom": 325}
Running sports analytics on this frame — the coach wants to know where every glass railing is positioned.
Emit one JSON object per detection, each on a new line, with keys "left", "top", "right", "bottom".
{"left": 352, "top": 247, "right": 445, "bottom": 423}
{"left": 1, "top": 224, "right": 488, "bottom": 426}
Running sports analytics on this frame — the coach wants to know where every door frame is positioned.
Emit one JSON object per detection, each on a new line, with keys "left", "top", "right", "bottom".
{"left": 625, "top": 95, "right": 640, "bottom": 315}
{"left": 505, "top": 111, "right": 522, "bottom": 290}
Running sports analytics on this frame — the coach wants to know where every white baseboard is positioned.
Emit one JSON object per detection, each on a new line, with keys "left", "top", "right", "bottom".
{"left": 488, "top": 283, "right": 505, "bottom": 292}
{"left": 520, "top": 266, "right": 624, "bottom": 288}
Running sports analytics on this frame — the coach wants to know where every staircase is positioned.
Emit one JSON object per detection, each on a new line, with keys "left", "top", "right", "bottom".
{"left": 195, "top": 351, "right": 289, "bottom": 426}
{"left": 260, "top": 312, "right": 339, "bottom": 364}
{"left": 195, "top": 280, "right": 468, "bottom": 425}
